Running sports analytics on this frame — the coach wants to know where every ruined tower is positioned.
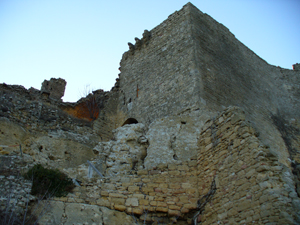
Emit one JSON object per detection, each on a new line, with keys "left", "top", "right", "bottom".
{"left": 113, "top": 2, "right": 300, "bottom": 165}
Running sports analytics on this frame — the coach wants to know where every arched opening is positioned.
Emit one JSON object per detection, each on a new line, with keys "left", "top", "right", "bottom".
{"left": 122, "top": 118, "right": 138, "bottom": 126}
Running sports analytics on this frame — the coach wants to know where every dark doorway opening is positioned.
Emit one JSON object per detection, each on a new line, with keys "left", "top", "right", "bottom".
{"left": 122, "top": 118, "right": 138, "bottom": 126}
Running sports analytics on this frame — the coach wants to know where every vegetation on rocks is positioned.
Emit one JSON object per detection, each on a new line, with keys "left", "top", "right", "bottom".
{"left": 24, "top": 164, "right": 75, "bottom": 198}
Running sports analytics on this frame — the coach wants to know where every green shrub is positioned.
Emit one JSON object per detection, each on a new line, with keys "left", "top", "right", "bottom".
{"left": 24, "top": 164, "right": 75, "bottom": 198}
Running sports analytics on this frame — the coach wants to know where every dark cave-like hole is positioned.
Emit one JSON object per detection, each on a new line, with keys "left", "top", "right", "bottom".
{"left": 122, "top": 118, "right": 138, "bottom": 126}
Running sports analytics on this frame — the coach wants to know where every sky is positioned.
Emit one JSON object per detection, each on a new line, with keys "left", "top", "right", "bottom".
{"left": 0, "top": 0, "right": 299, "bottom": 102}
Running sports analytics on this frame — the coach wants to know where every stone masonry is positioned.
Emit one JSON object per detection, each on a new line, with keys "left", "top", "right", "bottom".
{"left": 37, "top": 107, "right": 300, "bottom": 224}
{"left": 1, "top": 2, "right": 300, "bottom": 225}
{"left": 41, "top": 78, "right": 67, "bottom": 101}
{"left": 112, "top": 2, "right": 300, "bottom": 167}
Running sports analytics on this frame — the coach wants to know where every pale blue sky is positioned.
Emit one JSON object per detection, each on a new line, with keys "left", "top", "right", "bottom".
{"left": 0, "top": 0, "right": 299, "bottom": 102}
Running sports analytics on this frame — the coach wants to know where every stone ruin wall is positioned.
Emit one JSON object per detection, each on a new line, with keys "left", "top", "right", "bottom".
{"left": 34, "top": 107, "right": 300, "bottom": 224}
{"left": 0, "top": 83, "right": 94, "bottom": 135}
{"left": 0, "top": 155, "right": 35, "bottom": 217}
{"left": 117, "top": 3, "right": 200, "bottom": 126}
{"left": 92, "top": 88, "right": 128, "bottom": 141}
{"left": 1, "top": 2, "right": 300, "bottom": 224}
{"left": 0, "top": 81, "right": 122, "bottom": 142}
{"left": 115, "top": 2, "right": 300, "bottom": 169}
{"left": 1, "top": 83, "right": 300, "bottom": 223}
{"left": 41, "top": 78, "right": 67, "bottom": 101}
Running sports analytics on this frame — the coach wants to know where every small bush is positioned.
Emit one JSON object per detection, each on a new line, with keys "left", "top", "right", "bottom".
{"left": 24, "top": 164, "right": 75, "bottom": 198}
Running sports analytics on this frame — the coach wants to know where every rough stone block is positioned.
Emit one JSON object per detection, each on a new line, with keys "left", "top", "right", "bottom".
{"left": 132, "top": 208, "right": 143, "bottom": 215}
{"left": 205, "top": 143, "right": 213, "bottom": 151}
{"left": 154, "top": 188, "right": 162, "bottom": 192}
{"left": 169, "top": 183, "right": 181, "bottom": 189}
{"left": 237, "top": 200, "right": 252, "bottom": 211}
{"left": 153, "top": 178, "right": 166, "bottom": 183}
{"left": 181, "top": 182, "right": 192, "bottom": 189}
{"left": 128, "top": 185, "right": 139, "bottom": 192}
{"left": 132, "top": 194, "right": 145, "bottom": 199}
{"left": 150, "top": 201, "right": 157, "bottom": 206}
{"left": 188, "top": 160, "right": 197, "bottom": 167}
{"left": 142, "top": 178, "right": 151, "bottom": 183}
{"left": 125, "top": 198, "right": 139, "bottom": 207}
{"left": 181, "top": 207, "right": 190, "bottom": 214}
{"left": 141, "top": 187, "right": 154, "bottom": 193}
{"left": 114, "top": 205, "right": 127, "bottom": 212}
{"left": 159, "top": 183, "right": 168, "bottom": 188}
{"left": 169, "top": 171, "right": 180, "bottom": 176}
{"left": 156, "top": 207, "right": 168, "bottom": 212}
{"left": 168, "top": 204, "right": 181, "bottom": 210}
{"left": 96, "top": 198, "right": 110, "bottom": 207}
{"left": 111, "top": 197, "right": 125, "bottom": 205}
{"left": 109, "top": 193, "right": 127, "bottom": 199}
{"left": 168, "top": 209, "right": 181, "bottom": 217}
{"left": 260, "top": 209, "right": 272, "bottom": 218}
{"left": 157, "top": 201, "right": 167, "bottom": 207}
{"left": 139, "top": 199, "right": 149, "bottom": 205}
{"left": 168, "top": 164, "right": 177, "bottom": 170}
{"left": 137, "top": 170, "right": 148, "bottom": 175}
{"left": 183, "top": 203, "right": 197, "bottom": 210}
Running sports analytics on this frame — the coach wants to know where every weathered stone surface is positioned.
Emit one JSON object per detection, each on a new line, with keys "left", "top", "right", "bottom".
{"left": 93, "top": 123, "right": 148, "bottom": 175}
{"left": 0, "top": 118, "right": 28, "bottom": 154}
{"left": 144, "top": 112, "right": 211, "bottom": 169}
{"left": 101, "top": 206, "right": 138, "bottom": 225}
{"left": 29, "top": 135, "right": 96, "bottom": 169}
{"left": 125, "top": 198, "right": 139, "bottom": 207}
{"left": 36, "top": 202, "right": 137, "bottom": 225}
{"left": 41, "top": 78, "right": 66, "bottom": 101}
{"left": 64, "top": 203, "right": 103, "bottom": 225}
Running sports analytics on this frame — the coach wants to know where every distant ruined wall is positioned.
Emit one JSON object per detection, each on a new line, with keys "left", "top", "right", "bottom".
{"left": 0, "top": 83, "right": 96, "bottom": 134}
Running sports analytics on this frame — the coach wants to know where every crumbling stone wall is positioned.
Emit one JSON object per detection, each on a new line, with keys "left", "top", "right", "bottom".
{"left": 93, "top": 87, "right": 127, "bottom": 141}
{"left": 0, "top": 155, "right": 35, "bottom": 217}
{"left": 42, "top": 107, "right": 300, "bottom": 224}
{"left": 0, "top": 83, "right": 94, "bottom": 134}
{"left": 1, "top": 2, "right": 300, "bottom": 224}
{"left": 117, "top": 2, "right": 300, "bottom": 168}
{"left": 197, "top": 107, "right": 300, "bottom": 224}
{"left": 41, "top": 78, "right": 66, "bottom": 101}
